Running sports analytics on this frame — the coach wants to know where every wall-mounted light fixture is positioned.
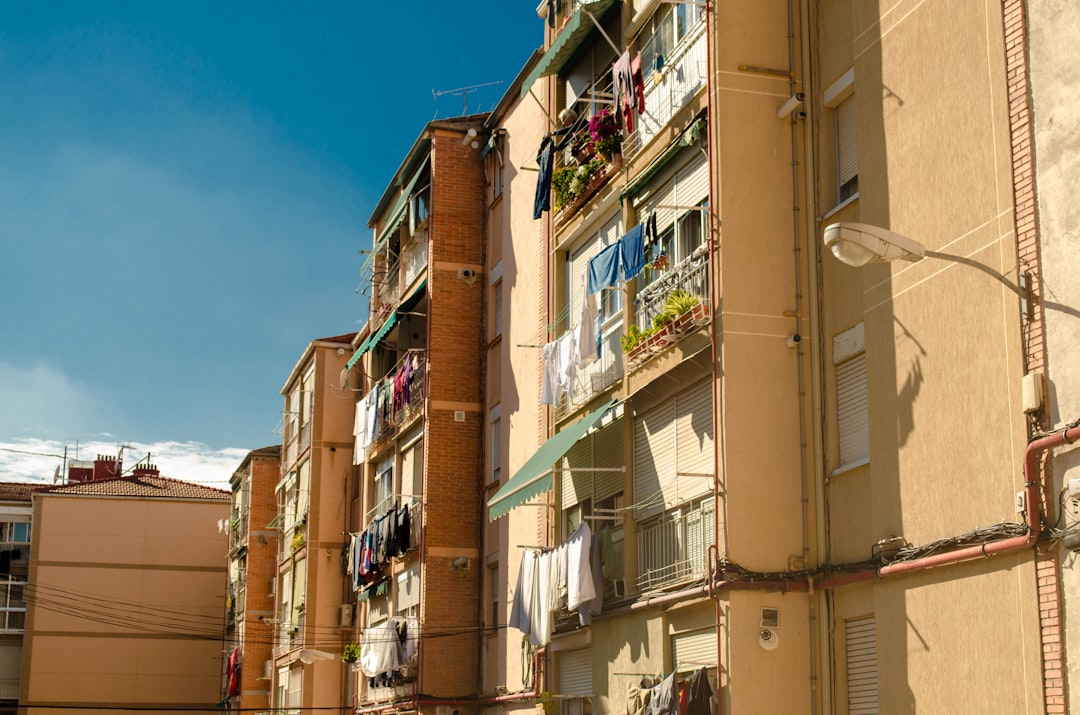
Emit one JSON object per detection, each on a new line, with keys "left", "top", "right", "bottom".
{"left": 822, "top": 221, "right": 1031, "bottom": 315}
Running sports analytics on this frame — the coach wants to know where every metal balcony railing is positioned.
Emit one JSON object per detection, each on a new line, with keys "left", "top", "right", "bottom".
{"left": 0, "top": 678, "right": 18, "bottom": 700}
{"left": 623, "top": 19, "right": 707, "bottom": 160}
{"left": 370, "top": 350, "right": 426, "bottom": 446}
{"left": 299, "top": 421, "right": 311, "bottom": 454}
{"left": 637, "top": 498, "right": 714, "bottom": 592}
{"left": 635, "top": 251, "right": 710, "bottom": 331}
{"left": 401, "top": 231, "right": 427, "bottom": 289}
{"left": 553, "top": 324, "right": 624, "bottom": 421}
{"left": 373, "top": 259, "right": 401, "bottom": 322}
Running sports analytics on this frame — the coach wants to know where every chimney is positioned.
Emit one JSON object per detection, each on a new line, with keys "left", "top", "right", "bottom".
{"left": 92, "top": 455, "right": 120, "bottom": 481}
{"left": 132, "top": 463, "right": 160, "bottom": 478}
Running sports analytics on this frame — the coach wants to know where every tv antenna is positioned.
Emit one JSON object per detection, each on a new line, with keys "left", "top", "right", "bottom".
{"left": 432, "top": 81, "right": 504, "bottom": 115}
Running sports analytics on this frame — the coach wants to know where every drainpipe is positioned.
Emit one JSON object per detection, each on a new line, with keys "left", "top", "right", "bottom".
{"left": 702, "top": 0, "right": 725, "bottom": 712}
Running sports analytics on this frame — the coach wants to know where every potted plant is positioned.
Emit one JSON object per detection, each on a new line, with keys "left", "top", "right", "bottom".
{"left": 342, "top": 643, "right": 361, "bottom": 664}
{"left": 553, "top": 166, "right": 577, "bottom": 210}
{"left": 588, "top": 109, "right": 624, "bottom": 161}
{"left": 291, "top": 531, "right": 305, "bottom": 552}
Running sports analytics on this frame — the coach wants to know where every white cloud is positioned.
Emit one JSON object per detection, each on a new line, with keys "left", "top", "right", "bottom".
{"left": 0, "top": 436, "right": 249, "bottom": 492}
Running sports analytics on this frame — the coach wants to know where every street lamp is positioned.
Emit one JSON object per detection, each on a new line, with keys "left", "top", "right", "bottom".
{"left": 822, "top": 222, "right": 1030, "bottom": 308}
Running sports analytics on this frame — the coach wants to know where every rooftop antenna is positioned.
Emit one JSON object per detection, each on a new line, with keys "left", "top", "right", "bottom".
{"left": 432, "top": 81, "right": 504, "bottom": 115}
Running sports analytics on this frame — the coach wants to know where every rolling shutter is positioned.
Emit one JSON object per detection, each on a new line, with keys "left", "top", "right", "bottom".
{"left": 559, "top": 648, "right": 593, "bottom": 695}
{"left": 846, "top": 616, "right": 878, "bottom": 714}
{"left": 561, "top": 439, "right": 594, "bottom": 511}
{"left": 634, "top": 152, "right": 709, "bottom": 236}
{"left": 674, "top": 380, "right": 713, "bottom": 503}
{"left": 836, "top": 96, "right": 858, "bottom": 189}
{"left": 837, "top": 353, "right": 869, "bottom": 465}
{"left": 671, "top": 627, "right": 718, "bottom": 670}
{"left": 396, "top": 567, "right": 419, "bottom": 613}
{"left": 593, "top": 417, "right": 624, "bottom": 501}
{"left": 634, "top": 402, "right": 677, "bottom": 518}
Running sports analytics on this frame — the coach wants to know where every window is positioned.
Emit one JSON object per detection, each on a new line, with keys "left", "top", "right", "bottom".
{"left": 836, "top": 96, "right": 858, "bottom": 201}
{"left": 373, "top": 455, "right": 394, "bottom": 515}
{"left": 824, "top": 69, "right": 857, "bottom": 205}
{"left": 846, "top": 615, "right": 878, "bottom": 714}
{"left": 490, "top": 406, "right": 502, "bottom": 484}
{"left": 396, "top": 566, "right": 419, "bottom": 618}
{"left": 834, "top": 323, "right": 868, "bottom": 469}
{"left": 493, "top": 279, "right": 503, "bottom": 337}
{"left": 637, "top": 2, "right": 704, "bottom": 82}
{"left": 488, "top": 562, "right": 499, "bottom": 627}
{"left": 0, "top": 578, "right": 26, "bottom": 632}
{"left": 1, "top": 524, "right": 29, "bottom": 544}
{"left": 409, "top": 184, "right": 430, "bottom": 235}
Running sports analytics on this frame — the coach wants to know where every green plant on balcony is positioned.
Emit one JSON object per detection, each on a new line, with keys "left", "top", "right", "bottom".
{"left": 553, "top": 158, "right": 607, "bottom": 212}
{"left": 342, "top": 643, "right": 361, "bottom": 664}
{"left": 291, "top": 530, "right": 305, "bottom": 553}
{"left": 620, "top": 323, "right": 653, "bottom": 354}
{"left": 664, "top": 289, "right": 701, "bottom": 316}
{"left": 588, "top": 108, "right": 624, "bottom": 160}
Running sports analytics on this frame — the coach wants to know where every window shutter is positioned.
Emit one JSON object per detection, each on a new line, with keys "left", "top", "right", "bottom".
{"left": 675, "top": 380, "right": 714, "bottom": 503}
{"left": 396, "top": 567, "right": 419, "bottom": 613}
{"left": 671, "top": 627, "right": 718, "bottom": 670}
{"left": 593, "top": 417, "right": 624, "bottom": 501}
{"left": 836, "top": 96, "right": 858, "bottom": 188}
{"left": 837, "top": 353, "right": 869, "bottom": 465}
{"left": 561, "top": 438, "right": 594, "bottom": 511}
{"left": 559, "top": 648, "right": 593, "bottom": 695}
{"left": 846, "top": 616, "right": 878, "bottom": 714}
{"left": 634, "top": 402, "right": 678, "bottom": 518}
{"left": 673, "top": 154, "right": 709, "bottom": 210}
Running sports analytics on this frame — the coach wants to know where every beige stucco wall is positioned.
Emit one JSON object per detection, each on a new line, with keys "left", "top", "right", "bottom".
{"left": 817, "top": 0, "right": 1039, "bottom": 711}
{"left": 1028, "top": 0, "right": 1080, "bottom": 708}
{"left": 483, "top": 67, "right": 549, "bottom": 701}
{"left": 23, "top": 493, "right": 227, "bottom": 713}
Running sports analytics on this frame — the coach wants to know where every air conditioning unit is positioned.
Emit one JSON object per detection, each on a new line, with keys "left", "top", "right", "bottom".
{"left": 269, "top": 578, "right": 276, "bottom": 596}
{"left": 339, "top": 603, "right": 354, "bottom": 629}
{"left": 261, "top": 659, "right": 273, "bottom": 680}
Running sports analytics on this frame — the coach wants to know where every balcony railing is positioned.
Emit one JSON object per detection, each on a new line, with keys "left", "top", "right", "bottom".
{"left": 623, "top": 19, "right": 707, "bottom": 160}
{"left": 299, "top": 421, "right": 311, "bottom": 454}
{"left": 230, "top": 511, "right": 248, "bottom": 551}
{"left": 637, "top": 498, "right": 714, "bottom": 592}
{"left": 370, "top": 350, "right": 426, "bottom": 446}
{"left": 401, "top": 230, "right": 428, "bottom": 289}
{"left": 553, "top": 324, "right": 624, "bottom": 420}
{"left": 373, "top": 259, "right": 401, "bottom": 322}
{"left": 635, "top": 250, "right": 710, "bottom": 331}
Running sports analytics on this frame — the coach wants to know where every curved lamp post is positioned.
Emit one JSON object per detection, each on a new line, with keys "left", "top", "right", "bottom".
{"left": 822, "top": 222, "right": 1030, "bottom": 311}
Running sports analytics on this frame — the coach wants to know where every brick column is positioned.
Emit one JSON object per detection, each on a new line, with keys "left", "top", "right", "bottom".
{"left": 1001, "top": 0, "right": 1062, "bottom": 712}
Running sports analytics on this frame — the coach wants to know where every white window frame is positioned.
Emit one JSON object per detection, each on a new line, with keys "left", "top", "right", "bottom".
{"left": 636, "top": 1, "right": 705, "bottom": 83}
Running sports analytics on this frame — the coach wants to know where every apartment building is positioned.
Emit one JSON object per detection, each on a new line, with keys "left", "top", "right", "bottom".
{"left": 271, "top": 334, "right": 356, "bottom": 712}
{"left": 223, "top": 445, "right": 281, "bottom": 710}
{"left": 0, "top": 483, "right": 35, "bottom": 714}
{"left": 20, "top": 460, "right": 229, "bottom": 714}
{"left": 346, "top": 113, "right": 488, "bottom": 710}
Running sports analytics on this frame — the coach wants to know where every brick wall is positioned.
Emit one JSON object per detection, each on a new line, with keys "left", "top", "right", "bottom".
{"left": 239, "top": 452, "right": 281, "bottom": 709}
{"left": 1002, "top": 0, "right": 1061, "bottom": 711}
{"left": 420, "top": 127, "right": 486, "bottom": 697}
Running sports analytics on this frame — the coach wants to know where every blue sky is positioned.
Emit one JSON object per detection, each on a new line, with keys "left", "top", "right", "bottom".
{"left": 0, "top": 3, "right": 540, "bottom": 483}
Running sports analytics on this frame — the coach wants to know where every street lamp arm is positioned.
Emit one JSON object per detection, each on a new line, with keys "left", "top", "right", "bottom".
{"left": 923, "top": 249, "right": 1029, "bottom": 300}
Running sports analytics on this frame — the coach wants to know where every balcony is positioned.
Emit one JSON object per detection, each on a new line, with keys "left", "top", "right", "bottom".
{"left": 623, "top": 18, "right": 707, "bottom": 160}
{"left": 299, "top": 421, "right": 311, "bottom": 455}
{"left": 553, "top": 324, "right": 624, "bottom": 421}
{"left": 0, "top": 678, "right": 17, "bottom": 699}
{"left": 372, "top": 258, "right": 401, "bottom": 326}
{"left": 370, "top": 350, "right": 426, "bottom": 446}
{"left": 637, "top": 498, "right": 714, "bottom": 592}
{"left": 635, "top": 250, "right": 710, "bottom": 331}
{"left": 229, "top": 510, "right": 248, "bottom": 553}
{"left": 401, "top": 228, "right": 428, "bottom": 290}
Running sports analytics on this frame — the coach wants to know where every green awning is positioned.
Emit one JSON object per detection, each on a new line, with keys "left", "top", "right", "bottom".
{"left": 520, "top": 0, "right": 620, "bottom": 99}
{"left": 487, "top": 399, "right": 618, "bottom": 521}
{"left": 346, "top": 313, "right": 398, "bottom": 370}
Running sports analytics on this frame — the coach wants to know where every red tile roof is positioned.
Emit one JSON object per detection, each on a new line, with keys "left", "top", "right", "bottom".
{"left": 0, "top": 482, "right": 44, "bottom": 502}
{"left": 38, "top": 475, "right": 229, "bottom": 500}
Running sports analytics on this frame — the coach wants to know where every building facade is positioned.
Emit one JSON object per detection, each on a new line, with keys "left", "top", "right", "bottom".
{"left": 20, "top": 464, "right": 229, "bottom": 714}
{"left": 0, "top": 483, "right": 36, "bottom": 714}
{"left": 271, "top": 335, "right": 356, "bottom": 712}
{"left": 223, "top": 445, "right": 281, "bottom": 710}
